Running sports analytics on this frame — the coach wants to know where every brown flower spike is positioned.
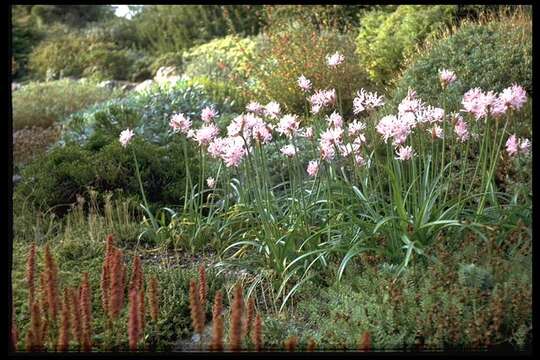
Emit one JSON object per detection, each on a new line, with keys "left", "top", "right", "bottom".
{"left": 211, "top": 290, "right": 224, "bottom": 351}
{"left": 229, "top": 284, "right": 244, "bottom": 351}
{"left": 189, "top": 279, "right": 205, "bottom": 335}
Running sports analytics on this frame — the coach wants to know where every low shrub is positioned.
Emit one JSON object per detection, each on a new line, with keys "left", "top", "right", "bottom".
{"left": 13, "top": 125, "right": 62, "bottom": 168}
{"left": 12, "top": 79, "right": 118, "bottom": 130}
{"left": 390, "top": 10, "right": 532, "bottom": 110}
{"left": 250, "top": 21, "right": 372, "bottom": 115}
{"left": 16, "top": 138, "right": 200, "bottom": 213}
{"left": 355, "top": 5, "right": 457, "bottom": 87}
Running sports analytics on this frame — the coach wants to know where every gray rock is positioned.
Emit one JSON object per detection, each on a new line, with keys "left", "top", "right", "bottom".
{"left": 134, "top": 79, "right": 155, "bottom": 93}
{"left": 154, "top": 66, "right": 181, "bottom": 86}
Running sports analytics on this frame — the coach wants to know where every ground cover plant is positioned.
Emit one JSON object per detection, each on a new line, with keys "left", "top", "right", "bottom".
{"left": 10, "top": 4, "right": 532, "bottom": 353}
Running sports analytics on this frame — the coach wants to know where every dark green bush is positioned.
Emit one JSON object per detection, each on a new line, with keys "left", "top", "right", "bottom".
{"left": 356, "top": 5, "right": 457, "bottom": 86}
{"left": 390, "top": 12, "right": 532, "bottom": 110}
{"left": 17, "top": 138, "right": 200, "bottom": 213}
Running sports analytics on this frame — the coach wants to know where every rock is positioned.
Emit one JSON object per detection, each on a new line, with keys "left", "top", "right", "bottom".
{"left": 98, "top": 80, "right": 119, "bottom": 89}
{"left": 99, "top": 80, "right": 138, "bottom": 92}
{"left": 154, "top": 66, "right": 181, "bottom": 86}
{"left": 134, "top": 79, "right": 155, "bottom": 93}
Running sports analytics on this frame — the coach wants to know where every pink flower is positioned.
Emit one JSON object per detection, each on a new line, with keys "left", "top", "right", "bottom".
{"left": 395, "top": 146, "right": 414, "bottom": 161}
{"left": 309, "top": 89, "right": 336, "bottom": 114}
{"left": 454, "top": 115, "right": 469, "bottom": 142}
{"left": 194, "top": 124, "right": 220, "bottom": 146}
{"left": 461, "top": 88, "right": 495, "bottom": 120}
{"left": 246, "top": 101, "right": 264, "bottom": 115}
{"left": 353, "top": 89, "right": 384, "bottom": 114}
{"left": 280, "top": 144, "right": 297, "bottom": 158}
{"left": 376, "top": 114, "right": 414, "bottom": 145}
{"left": 227, "top": 114, "right": 247, "bottom": 137}
{"left": 348, "top": 120, "right": 366, "bottom": 138}
{"left": 264, "top": 101, "right": 281, "bottom": 119}
{"left": 416, "top": 106, "right": 445, "bottom": 124}
{"left": 222, "top": 136, "right": 247, "bottom": 167}
{"left": 306, "top": 160, "right": 319, "bottom": 177}
{"left": 320, "top": 127, "right": 343, "bottom": 146}
{"left": 299, "top": 127, "right": 314, "bottom": 139}
{"left": 319, "top": 142, "right": 336, "bottom": 161}
{"left": 439, "top": 69, "right": 457, "bottom": 88}
{"left": 519, "top": 138, "right": 531, "bottom": 155}
{"left": 207, "top": 177, "right": 216, "bottom": 188}
{"left": 207, "top": 137, "right": 228, "bottom": 158}
{"left": 354, "top": 154, "right": 366, "bottom": 166}
{"left": 326, "top": 51, "right": 344, "bottom": 68}
{"left": 201, "top": 106, "right": 218, "bottom": 123}
{"left": 119, "top": 128, "right": 134, "bottom": 147}
{"left": 505, "top": 134, "right": 519, "bottom": 157}
{"left": 170, "top": 113, "right": 191, "bottom": 134}
{"left": 499, "top": 84, "right": 528, "bottom": 111}
{"left": 339, "top": 143, "right": 360, "bottom": 157}
{"left": 429, "top": 125, "right": 444, "bottom": 139}
{"left": 326, "top": 111, "right": 343, "bottom": 128}
{"left": 398, "top": 89, "right": 423, "bottom": 116}
{"left": 297, "top": 75, "right": 312, "bottom": 92}
{"left": 276, "top": 114, "right": 300, "bottom": 138}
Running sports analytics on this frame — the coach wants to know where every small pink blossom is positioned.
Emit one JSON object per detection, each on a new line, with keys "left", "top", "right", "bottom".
{"left": 505, "top": 134, "right": 519, "bottom": 157}
{"left": 264, "top": 101, "right": 281, "bottom": 119}
{"left": 319, "top": 142, "right": 336, "bottom": 161}
{"left": 309, "top": 89, "right": 336, "bottom": 114}
{"left": 354, "top": 154, "right": 366, "bottom": 166}
{"left": 326, "top": 111, "right": 343, "bottom": 128}
{"left": 299, "top": 127, "right": 314, "bottom": 139}
{"left": 439, "top": 69, "right": 457, "bottom": 88}
{"left": 429, "top": 125, "right": 444, "bottom": 139}
{"left": 276, "top": 114, "right": 300, "bottom": 138}
{"left": 353, "top": 89, "right": 384, "bottom": 114}
{"left": 326, "top": 51, "right": 344, "bottom": 68}
{"left": 252, "top": 122, "right": 273, "bottom": 144}
{"left": 348, "top": 120, "right": 366, "bottom": 139}
{"left": 306, "top": 160, "right": 319, "bottom": 177}
{"left": 208, "top": 138, "right": 228, "bottom": 158}
{"left": 280, "top": 144, "right": 297, "bottom": 158}
{"left": 222, "top": 136, "right": 247, "bottom": 167}
{"left": 499, "top": 84, "right": 528, "bottom": 111}
{"left": 398, "top": 89, "right": 423, "bottom": 116}
{"left": 194, "top": 124, "right": 220, "bottom": 146}
{"left": 454, "top": 115, "right": 469, "bottom": 142}
{"left": 519, "top": 138, "right": 531, "bottom": 155}
{"left": 462, "top": 88, "right": 495, "bottom": 120}
{"left": 320, "top": 127, "right": 343, "bottom": 146}
{"left": 246, "top": 101, "right": 264, "bottom": 115}
{"left": 297, "top": 75, "right": 312, "bottom": 92}
{"left": 170, "top": 113, "right": 191, "bottom": 134}
{"left": 201, "top": 106, "right": 218, "bottom": 123}
{"left": 119, "top": 128, "right": 134, "bottom": 147}
{"left": 207, "top": 177, "right": 216, "bottom": 188}
{"left": 395, "top": 145, "right": 414, "bottom": 161}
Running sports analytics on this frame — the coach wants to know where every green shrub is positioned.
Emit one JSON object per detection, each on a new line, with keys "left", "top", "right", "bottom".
{"left": 391, "top": 11, "right": 532, "bottom": 110}
{"left": 250, "top": 21, "right": 372, "bottom": 115}
{"left": 183, "top": 35, "right": 257, "bottom": 84}
{"left": 28, "top": 31, "right": 142, "bottom": 81}
{"left": 61, "top": 81, "right": 236, "bottom": 146}
{"left": 356, "top": 5, "right": 457, "bottom": 86}
{"left": 12, "top": 79, "right": 118, "bottom": 130}
{"left": 186, "top": 76, "right": 248, "bottom": 114}
{"left": 17, "top": 138, "right": 200, "bottom": 213}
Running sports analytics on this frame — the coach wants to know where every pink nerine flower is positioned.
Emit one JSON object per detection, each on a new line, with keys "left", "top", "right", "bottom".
{"left": 306, "top": 160, "right": 319, "bottom": 177}
{"left": 429, "top": 125, "right": 444, "bottom": 139}
{"left": 395, "top": 146, "right": 414, "bottom": 161}
{"left": 439, "top": 69, "right": 457, "bottom": 88}
{"left": 353, "top": 89, "right": 384, "bottom": 114}
{"left": 348, "top": 120, "right": 366, "bottom": 138}
{"left": 505, "top": 134, "right": 519, "bottom": 156}
{"left": 246, "top": 101, "right": 264, "bottom": 115}
{"left": 454, "top": 115, "right": 469, "bottom": 142}
{"left": 276, "top": 114, "right": 300, "bottom": 138}
{"left": 309, "top": 89, "right": 336, "bottom": 114}
{"left": 398, "top": 89, "right": 423, "bottom": 116}
{"left": 194, "top": 124, "right": 220, "bottom": 146}
{"left": 299, "top": 127, "right": 314, "bottom": 139}
{"left": 170, "top": 113, "right": 191, "bottom": 134}
{"left": 376, "top": 114, "right": 415, "bottom": 146}
{"left": 499, "top": 84, "right": 528, "bottom": 111}
{"left": 280, "top": 144, "right": 297, "bottom": 158}
{"left": 354, "top": 154, "right": 366, "bottom": 166}
{"left": 297, "top": 75, "right": 312, "bottom": 92}
{"left": 252, "top": 122, "right": 273, "bottom": 144}
{"left": 264, "top": 101, "right": 281, "bottom": 119}
{"left": 519, "top": 138, "right": 531, "bottom": 155}
{"left": 222, "top": 136, "right": 247, "bottom": 167}
{"left": 461, "top": 88, "right": 495, "bottom": 120}
{"left": 119, "top": 128, "right": 134, "bottom": 147}
{"left": 201, "top": 106, "right": 218, "bottom": 123}
{"left": 207, "top": 177, "right": 216, "bottom": 188}
{"left": 326, "top": 51, "right": 344, "bottom": 67}
{"left": 326, "top": 111, "right": 343, "bottom": 128}
{"left": 207, "top": 137, "right": 228, "bottom": 159}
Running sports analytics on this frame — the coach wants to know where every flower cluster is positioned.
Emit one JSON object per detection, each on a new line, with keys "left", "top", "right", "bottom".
{"left": 353, "top": 89, "right": 384, "bottom": 114}
{"left": 505, "top": 134, "right": 531, "bottom": 157}
{"left": 309, "top": 89, "right": 336, "bottom": 114}
{"left": 119, "top": 129, "right": 134, "bottom": 147}
{"left": 326, "top": 52, "right": 344, "bottom": 68}
{"left": 462, "top": 84, "right": 527, "bottom": 120}
{"left": 438, "top": 69, "right": 457, "bottom": 88}
{"left": 297, "top": 75, "right": 312, "bottom": 92}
